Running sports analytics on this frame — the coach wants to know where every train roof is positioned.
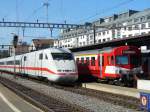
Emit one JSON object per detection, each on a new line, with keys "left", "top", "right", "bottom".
{"left": 0, "top": 47, "right": 72, "bottom": 61}
{"left": 73, "top": 47, "right": 113, "bottom": 56}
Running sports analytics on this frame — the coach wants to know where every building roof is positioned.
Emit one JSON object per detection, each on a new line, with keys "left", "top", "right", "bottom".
{"left": 32, "top": 39, "right": 54, "bottom": 49}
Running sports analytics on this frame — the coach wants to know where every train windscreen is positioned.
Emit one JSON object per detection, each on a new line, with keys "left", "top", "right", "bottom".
{"left": 51, "top": 53, "right": 73, "bottom": 60}
{"left": 116, "top": 56, "right": 129, "bottom": 65}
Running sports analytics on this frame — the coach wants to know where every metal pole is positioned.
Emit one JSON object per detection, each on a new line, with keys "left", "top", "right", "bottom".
{"left": 14, "top": 47, "right": 16, "bottom": 79}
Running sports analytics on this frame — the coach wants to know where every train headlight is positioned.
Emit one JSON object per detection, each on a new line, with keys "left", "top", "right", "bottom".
{"left": 140, "top": 70, "right": 144, "bottom": 74}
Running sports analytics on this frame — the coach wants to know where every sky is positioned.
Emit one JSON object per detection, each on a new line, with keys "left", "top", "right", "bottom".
{"left": 0, "top": 0, "right": 149, "bottom": 45}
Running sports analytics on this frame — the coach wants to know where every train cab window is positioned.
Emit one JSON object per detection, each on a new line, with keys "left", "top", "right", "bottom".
{"left": 116, "top": 56, "right": 128, "bottom": 65}
{"left": 45, "top": 54, "right": 48, "bottom": 60}
{"left": 39, "top": 53, "right": 43, "bottom": 60}
{"left": 86, "top": 57, "right": 90, "bottom": 65}
{"left": 24, "top": 56, "right": 27, "bottom": 61}
{"left": 52, "top": 53, "right": 73, "bottom": 60}
{"left": 81, "top": 57, "right": 84, "bottom": 64}
{"left": 76, "top": 58, "right": 79, "bottom": 63}
{"left": 91, "top": 57, "right": 95, "bottom": 66}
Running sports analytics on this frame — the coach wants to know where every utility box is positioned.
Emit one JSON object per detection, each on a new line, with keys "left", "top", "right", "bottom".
{"left": 140, "top": 92, "right": 150, "bottom": 111}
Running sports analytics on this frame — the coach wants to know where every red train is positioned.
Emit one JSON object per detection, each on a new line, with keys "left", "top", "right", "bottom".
{"left": 74, "top": 46, "right": 144, "bottom": 86}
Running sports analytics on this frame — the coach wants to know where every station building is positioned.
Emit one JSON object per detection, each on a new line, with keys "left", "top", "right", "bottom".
{"left": 54, "top": 8, "right": 150, "bottom": 49}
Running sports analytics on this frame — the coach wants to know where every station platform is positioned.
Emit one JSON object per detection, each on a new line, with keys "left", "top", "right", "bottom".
{"left": 0, "top": 83, "right": 43, "bottom": 112}
{"left": 82, "top": 82, "right": 139, "bottom": 98}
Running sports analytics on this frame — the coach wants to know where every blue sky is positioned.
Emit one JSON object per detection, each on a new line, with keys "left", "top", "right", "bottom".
{"left": 0, "top": 0, "right": 149, "bottom": 45}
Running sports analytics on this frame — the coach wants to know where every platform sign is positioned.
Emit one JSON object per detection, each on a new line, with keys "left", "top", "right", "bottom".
{"left": 140, "top": 92, "right": 150, "bottom": 111}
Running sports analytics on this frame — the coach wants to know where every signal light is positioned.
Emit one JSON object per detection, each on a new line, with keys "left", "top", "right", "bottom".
{"left": 13, "top": 35, "right": 18, "bottom": 48}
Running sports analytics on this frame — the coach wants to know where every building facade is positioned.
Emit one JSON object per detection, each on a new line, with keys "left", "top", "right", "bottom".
{"left": 54, "top": 9, "right": 150, "bottom": 48}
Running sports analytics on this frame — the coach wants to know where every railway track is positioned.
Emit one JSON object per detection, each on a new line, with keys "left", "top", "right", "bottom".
{"left": 26, "top": 76, "right": 140, "bottom": 110}
{"left": 0, "top": 76, "right": 91, "bottom": 112}
{"left": 0, "top": 73, "right": 141, "bottom": 112}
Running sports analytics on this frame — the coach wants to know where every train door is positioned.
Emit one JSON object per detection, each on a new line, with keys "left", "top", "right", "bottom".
{"left": 21, "top": 55, "right": 27, "bottom": 75}
{"left": 99, "top": 54, "right": 104, "bottom": 78}
{"left": 38, "top": 53, "right": 43, "bottom": 77}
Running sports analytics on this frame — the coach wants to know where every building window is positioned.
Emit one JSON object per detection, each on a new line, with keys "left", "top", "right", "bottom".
{"left": 103, "top": 31, "right": 105, "bottom": 35}
{"left": 141, "top": 32, "right": 146, "bottom": 35}
{"left": 90, "top": 35, "right": 93, "bottom": 40}
{"left": 129, "top": 34, "right": 132, "bottom": 37}
{"left": 134, "top": 25, "right": 139, "bottom": 30}
{"left": 103, "top": 39, "right": 106, "bottom": 42}
{"left": 107, "top": 31, "right": 109, "bottom": 34}
{"left": 83, "top": 42, "right": 85, "bottom": 46}
{"left": 124, "top": 26, "right": 127, "bottom": 31}
{"left": 128, "top": 26, "right": 132, "bottom": 31}
{"left": 140, "top": 16, "right": 145, "bottom": 22}
{"left": 107, "top": 38, "right": 110, "bottom": 41}
{"left": 134, "top": 18, "right": 139, "bottom": 23}
{"left": 134, "top": 33, "right": 139, "bottom": 36}
{"left": 122, "top": 35, "right": 126, "bottom": 38}
{"left": 148, "top": 23, "right": 150, "bottom": 27}
{"left": 141, "top": 23, "right": 146, "bottom": 29}
{"left": 147, "top": 16, "right": 150, "bottom": 20}
{"left": 98, "top": 39, "right": 101, "bottom": 43}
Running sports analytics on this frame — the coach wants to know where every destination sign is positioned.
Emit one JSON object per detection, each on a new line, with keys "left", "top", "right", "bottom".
{"left": 123, "top": 50, "right": 136, "bottom": 54}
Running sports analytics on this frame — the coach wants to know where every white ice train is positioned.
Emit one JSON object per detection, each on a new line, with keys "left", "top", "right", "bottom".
{"left": 0, "top": 47, "right": 78, "bottom": 83}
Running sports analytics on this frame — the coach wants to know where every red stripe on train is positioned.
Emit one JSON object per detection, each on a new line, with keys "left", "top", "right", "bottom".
{"left": 0, "top": 65, "right": 56, "bottom": 74}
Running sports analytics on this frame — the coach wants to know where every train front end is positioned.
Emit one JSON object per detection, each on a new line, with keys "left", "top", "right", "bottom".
{"left": 50, "top": 48, "right": 78, "bottom": 83}
{"left": 110, "top": 46, "right": 143, "bottom": 85}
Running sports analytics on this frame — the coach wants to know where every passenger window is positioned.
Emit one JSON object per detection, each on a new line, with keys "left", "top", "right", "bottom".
{"left": 111, "top": 56, "right": 114, "bottom": 65}
{"left": 107, "top": 56, "right": 111, "bottom": 65}
{"left": 76, "top": 58, "right": 79, "bottom": 63}
{"left": 102, "top": 56, "right": 104, "bottom": 66}
{"left": 15, "top": 60, "right": 20, "bottom": 65}
{"left": 91, "top": 57, "right": 95, "bottom": 66}
{"left": 86, "top": 57, "right": 90, "bottom": 65}
{"left": 81, "top": 57, "right": 84, "bottom": 64}
{"left": 39, "top": 53, "right": 43, "bottom": 60}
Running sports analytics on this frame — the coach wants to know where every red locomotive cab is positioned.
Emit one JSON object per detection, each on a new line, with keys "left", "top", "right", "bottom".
{"left": 98, "top": 46, "right": 143, "bottom": 83}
